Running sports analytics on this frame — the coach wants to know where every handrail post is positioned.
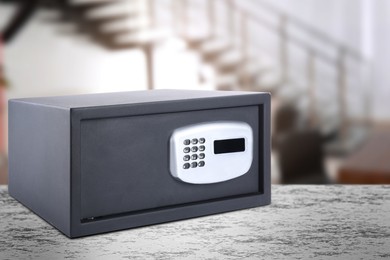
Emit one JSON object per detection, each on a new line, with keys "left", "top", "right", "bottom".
{"left": 171, "top": 0, "right": 180, "bottom": 34}
{"left": 358, "top": 60, "right": 373, "bottom": 127}
{"left": 337, "top": 48, "right": 348, "bottom": 140}
{"left": 279, "top": 14, "right": 288, "bottom": 84}
{"left": 145, "top": 44, "right": 155, "bottom": 90}
{"left": 227, "top": 0, "right": 235, "bottom": 44}
{"left": 307, "top": 50, "right": 317, "bottom": 127}
{"left": 364, "top": 62, "right": 374, "bottom": 127}
{"left": 148, "top": 0, "right": 155, "bottom": 28}
{"left": 144, "top": 0, "right": 157, "bottom": 90}
{"left": 240, "top": 10, "right": 249, "bottom": 88}
{"left": 208, "top": 0, "right": 216, "bottom": 38}
{"left": 177, "top": 0, "right": 189, "bottom": 38}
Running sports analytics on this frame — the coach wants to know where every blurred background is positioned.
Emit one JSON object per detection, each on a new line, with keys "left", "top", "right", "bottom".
{"left": 1, "top": 0, "right": 389, "bottom": 185}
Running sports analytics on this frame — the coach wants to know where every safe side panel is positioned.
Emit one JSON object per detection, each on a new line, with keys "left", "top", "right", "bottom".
{"left": 8, "top": 101, "right": 71, "bottom": 236}
{"left": 80, "top": 106, "right": 260, "bottom": 219}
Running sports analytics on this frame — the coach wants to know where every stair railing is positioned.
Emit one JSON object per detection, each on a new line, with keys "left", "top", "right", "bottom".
{"left": 173, "top": 0, "right": 372, "bottom": 140}
{"left": 247, "top": 0, "right": 371, "bottom": 139}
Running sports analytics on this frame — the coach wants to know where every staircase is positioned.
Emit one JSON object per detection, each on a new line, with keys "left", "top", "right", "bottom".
{"left": 2, "top": 0, "right": 372, "bottom": 154}
{"left": 175, "top": 0, "right": 372, "bottom": 154}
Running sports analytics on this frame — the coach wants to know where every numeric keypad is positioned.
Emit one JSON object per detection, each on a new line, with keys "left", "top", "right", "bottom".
{"left": 182, "top": 137, "right": 206, "bottom": 170}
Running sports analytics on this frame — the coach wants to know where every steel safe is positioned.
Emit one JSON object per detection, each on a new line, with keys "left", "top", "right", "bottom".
{"left": 9, "top": 90, "right": 271, "bottom": 238}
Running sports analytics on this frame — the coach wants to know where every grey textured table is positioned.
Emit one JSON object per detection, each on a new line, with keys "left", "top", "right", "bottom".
{"left": 1, "top": 185, "right": 390, "bottom": 259}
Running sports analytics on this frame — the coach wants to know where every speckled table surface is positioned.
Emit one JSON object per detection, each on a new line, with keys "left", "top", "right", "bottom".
{"left": 1, "top": 185, "right": 390, "bottom": 259}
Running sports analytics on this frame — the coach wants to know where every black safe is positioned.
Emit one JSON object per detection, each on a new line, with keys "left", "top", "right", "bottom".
{"left": 8, "top": 90, "right": 271, "bottom": 238}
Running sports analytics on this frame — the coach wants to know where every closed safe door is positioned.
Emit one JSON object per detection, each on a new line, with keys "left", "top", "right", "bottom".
{"left": 80, "top": 106, "right": 261, "bottom": 220}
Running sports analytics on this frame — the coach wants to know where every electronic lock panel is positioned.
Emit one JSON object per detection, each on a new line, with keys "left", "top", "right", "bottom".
{"left": 170, "top": 122, "right": 253, "bottom": 184}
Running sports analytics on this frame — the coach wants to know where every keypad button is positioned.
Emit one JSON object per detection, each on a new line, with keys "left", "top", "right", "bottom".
{"left": 191, "top": 146, "right": 198, "bottom": 152}
{"left": 183, "top": 163, "right": 190, "bottom": 169}
{"left": 191, "top": 138, "right": 198, "bottom": 144}
{"left": 191, "top": 162, "right": 197, "bottom": 168}
{"left": 183, "top": 139, "right": 190, "bottom": 145}
{"left": 199, "top": 153, "right": 205, "bottom": 159}
{"left": 199, "top": 138, "right": 205, "bottom": 144}
{"left": 183, "top": 155, "right": 190, "bottom": 161}
{"left": 183, "top": 147, "right": 190, "bottom": 153}
{"left": 191, "top": 154, "right": 198, "bottom": 160}
{"left": 198, "top": 161, "right": 205, "bottom": 167}
{"left": 199, "top": 145, "right": 205, "bottom": 151}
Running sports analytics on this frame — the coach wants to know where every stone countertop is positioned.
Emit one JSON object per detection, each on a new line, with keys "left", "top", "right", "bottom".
{"left": 1, "top": 185, "right": 389, "bottom": 259}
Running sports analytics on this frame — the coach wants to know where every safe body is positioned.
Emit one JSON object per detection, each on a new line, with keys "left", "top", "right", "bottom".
{"left": 9, "top": 90, "right": 271, "bottom": 238}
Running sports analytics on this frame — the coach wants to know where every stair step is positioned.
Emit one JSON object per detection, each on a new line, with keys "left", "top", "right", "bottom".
{"left": 185, "top": 35, "right": 212, "bottom": 49}
{"left": 325, "top": 126, "right": 368, "bottom": 155}
{"left": 255, "top": 70, "right": 282, "bottom": 93}
{"left": 214, "top": 50, "right": 246, "bottom": 73}
{"left": 199, "top": 40, "right": 232, "bottom": 62}
{"left": 101, "top": 16, "right": 150, "bottom": 33}
{"left": 83, "top": 13, "right": 134, "bottom": 26}
{"left": 70, "top": 0, "right": 123, "bottom": 13}
{"left": 318, "top": 106, "right": 339, "bottom": 123}
{"left": 78, "top": 28, "right": 167, "bottom": 50}
{"left": 89, "top": 29, "right": 142, "bottom": 48}
{"left": 319, "top": 119, "right": 339, "bottom": 138}
{"left": 234, "top": 60, "right": 269, "bottom": 84}
{"left": 74, "top": 14, "right": 134, "bottom": 34}
{"left": 84, "top": 0, "right": 145, "bottom": 20}
{"left": 216, "top": 50, "right": 243, "bottom": 63}
{"left": 115, "top": 28, "right": 172, "bottom": 45}
{"left": 238, "top": 55, "right": 278, "bottom": 83}
{"left": 276, "top": 83, "right": 306, "bottom": 103}
{"left": 182, "top": 28, "right": 212, "bottom": 48}
{"left": 100, "top": 42, "right": 145, "bottom": 50}
{"left": 70, "top": 0, "right": 125, "bottom": 5}
{"left": 86, "top": 10, "right": 141, "bottom": 21}
{"left": 216, "top": 74, "right": 239, "bottom": 91}
{"left": 290, "top": 95, "right": 341, "bottom": 137}
{"left": 200, "top": 39, "right": 231, "bottom": 53}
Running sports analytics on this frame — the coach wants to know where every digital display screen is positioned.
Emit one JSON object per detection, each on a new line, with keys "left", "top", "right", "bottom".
{"left": 214, "top": 138, "right": 245, "bottom": 154}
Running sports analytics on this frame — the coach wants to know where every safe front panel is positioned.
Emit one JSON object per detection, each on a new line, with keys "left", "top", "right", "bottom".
{"left": 80, "top": 106, "right": 261, "bottom": 220}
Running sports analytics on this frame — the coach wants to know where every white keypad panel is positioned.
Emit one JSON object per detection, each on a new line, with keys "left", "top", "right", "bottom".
{"left": 170, "top": 121, "right": 253, "bottom": 184}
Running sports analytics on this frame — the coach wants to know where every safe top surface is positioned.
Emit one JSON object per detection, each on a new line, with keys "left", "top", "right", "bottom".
{"left": 10, "top": 89, "right": 266, "bottom": 109}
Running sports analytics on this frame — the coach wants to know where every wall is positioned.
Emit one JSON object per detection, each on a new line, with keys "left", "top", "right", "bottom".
{"left": 371, "top": 1, "right": 390, "bottom": 121}
{"left": 2, "top": 5, "right": 146, "bottom": 98}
